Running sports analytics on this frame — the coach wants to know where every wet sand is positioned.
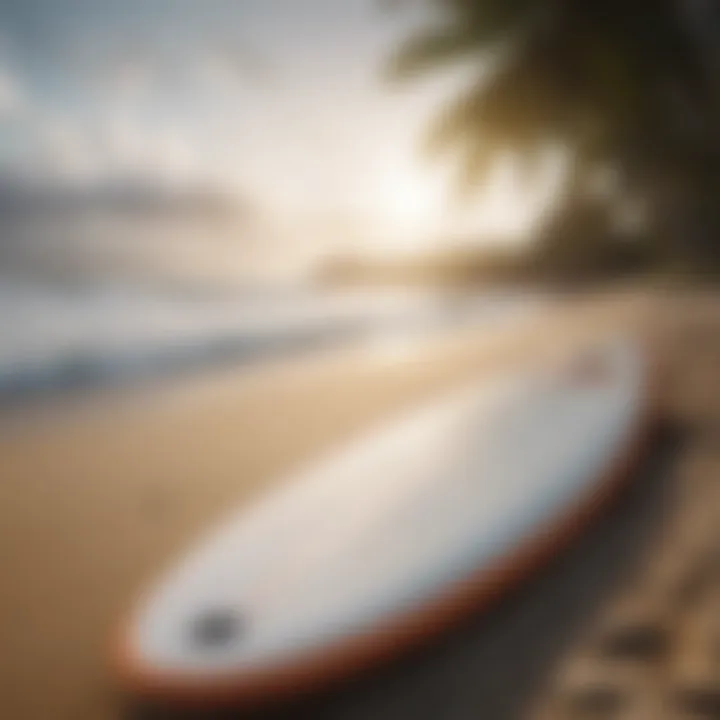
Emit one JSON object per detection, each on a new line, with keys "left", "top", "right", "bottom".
{"left": 0, "top": 292, "right": 660, "bottom": 720}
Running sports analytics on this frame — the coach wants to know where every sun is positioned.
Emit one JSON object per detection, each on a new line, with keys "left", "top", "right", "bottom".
{"left": 362, "top": 149, "right": 566, "bottom": 258}
{"left": 371, "top": 166, "right": 447, "bottom": 255}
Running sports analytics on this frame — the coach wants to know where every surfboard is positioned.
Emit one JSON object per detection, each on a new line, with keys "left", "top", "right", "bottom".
{"left": 115, "top": 334, "right": 657, "bottom": 708}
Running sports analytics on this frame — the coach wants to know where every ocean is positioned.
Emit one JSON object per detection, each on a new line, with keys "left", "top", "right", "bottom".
{"left": 0, "top": 276, "right": 542, "bottom": 401}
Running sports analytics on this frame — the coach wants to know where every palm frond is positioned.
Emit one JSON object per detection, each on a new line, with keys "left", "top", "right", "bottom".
{"left": 386, "top": 0, "right": 538, "bottom": 81}
{"left": 389, "top": 0, "right": 720, "bottom": 268}
{"left": 386, "top": 24, "right": 484, "bottom": 80}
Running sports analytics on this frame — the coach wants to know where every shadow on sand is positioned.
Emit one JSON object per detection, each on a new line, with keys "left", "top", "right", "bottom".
{"left": 125, "top": 420, "right": 685, "bottom": 720}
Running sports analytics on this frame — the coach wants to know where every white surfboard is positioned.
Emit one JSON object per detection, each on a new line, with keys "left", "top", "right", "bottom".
{"left": 116, "top": 335, "right": 656, "bottom": 707}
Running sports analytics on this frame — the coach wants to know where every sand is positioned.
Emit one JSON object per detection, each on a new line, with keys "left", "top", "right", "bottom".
{"left": 0, "top": 291, "right": 659, "bottom": 720}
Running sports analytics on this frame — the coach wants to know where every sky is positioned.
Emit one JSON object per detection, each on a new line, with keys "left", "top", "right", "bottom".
{"left": 0, "top": 0, "right": 565, "bottom": 271}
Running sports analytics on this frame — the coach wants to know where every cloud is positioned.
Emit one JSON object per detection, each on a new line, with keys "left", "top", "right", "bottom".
{"left": 36, "top": 117, "right": 103, "bottom": 182}
{"left": 30, "top": 105, "right": 222, "bottom": 195}
{"left": 111, "top": 59, "right": 157, "bottom": 105}
{"left": 0, "top": 65, "right": 23, "bottom": 117}
{"left": 193, "top": 54, "right": 243, "bottom": 101}
{"left": 218, "top": 42, "right": 274, "bottom": 84}
{"left": 0, "top": 46, "right": 263, "bottom": 197}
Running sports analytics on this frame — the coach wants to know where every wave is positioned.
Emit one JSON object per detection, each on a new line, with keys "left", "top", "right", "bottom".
{"left": 0, "top": 280, "right": 542, "bottom": 402}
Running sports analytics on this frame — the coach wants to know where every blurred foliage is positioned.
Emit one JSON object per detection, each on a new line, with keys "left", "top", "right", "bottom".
{"left": 388, "top": 0, "right": 720, "bottom": 277}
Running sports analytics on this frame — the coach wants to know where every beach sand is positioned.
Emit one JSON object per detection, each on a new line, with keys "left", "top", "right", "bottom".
{"left": 0, "top": 290, "right": 679, "bottom": 720}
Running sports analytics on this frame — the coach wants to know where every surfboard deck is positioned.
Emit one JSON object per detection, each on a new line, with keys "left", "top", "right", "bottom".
{"left": 115, "top": 334, "right": 659, "bottom": 709}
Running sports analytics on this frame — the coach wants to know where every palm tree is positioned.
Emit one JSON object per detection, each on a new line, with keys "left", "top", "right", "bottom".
{"left": 387, "top": 0, "right": 720, "bottom": 270}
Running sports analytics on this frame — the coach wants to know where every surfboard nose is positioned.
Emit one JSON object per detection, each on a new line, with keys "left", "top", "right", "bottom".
{"left": 117, "top": 598, "right": 251, "bottom": 678}
{"left": 113, "top": 605, "right": 256, "bottom": 708}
